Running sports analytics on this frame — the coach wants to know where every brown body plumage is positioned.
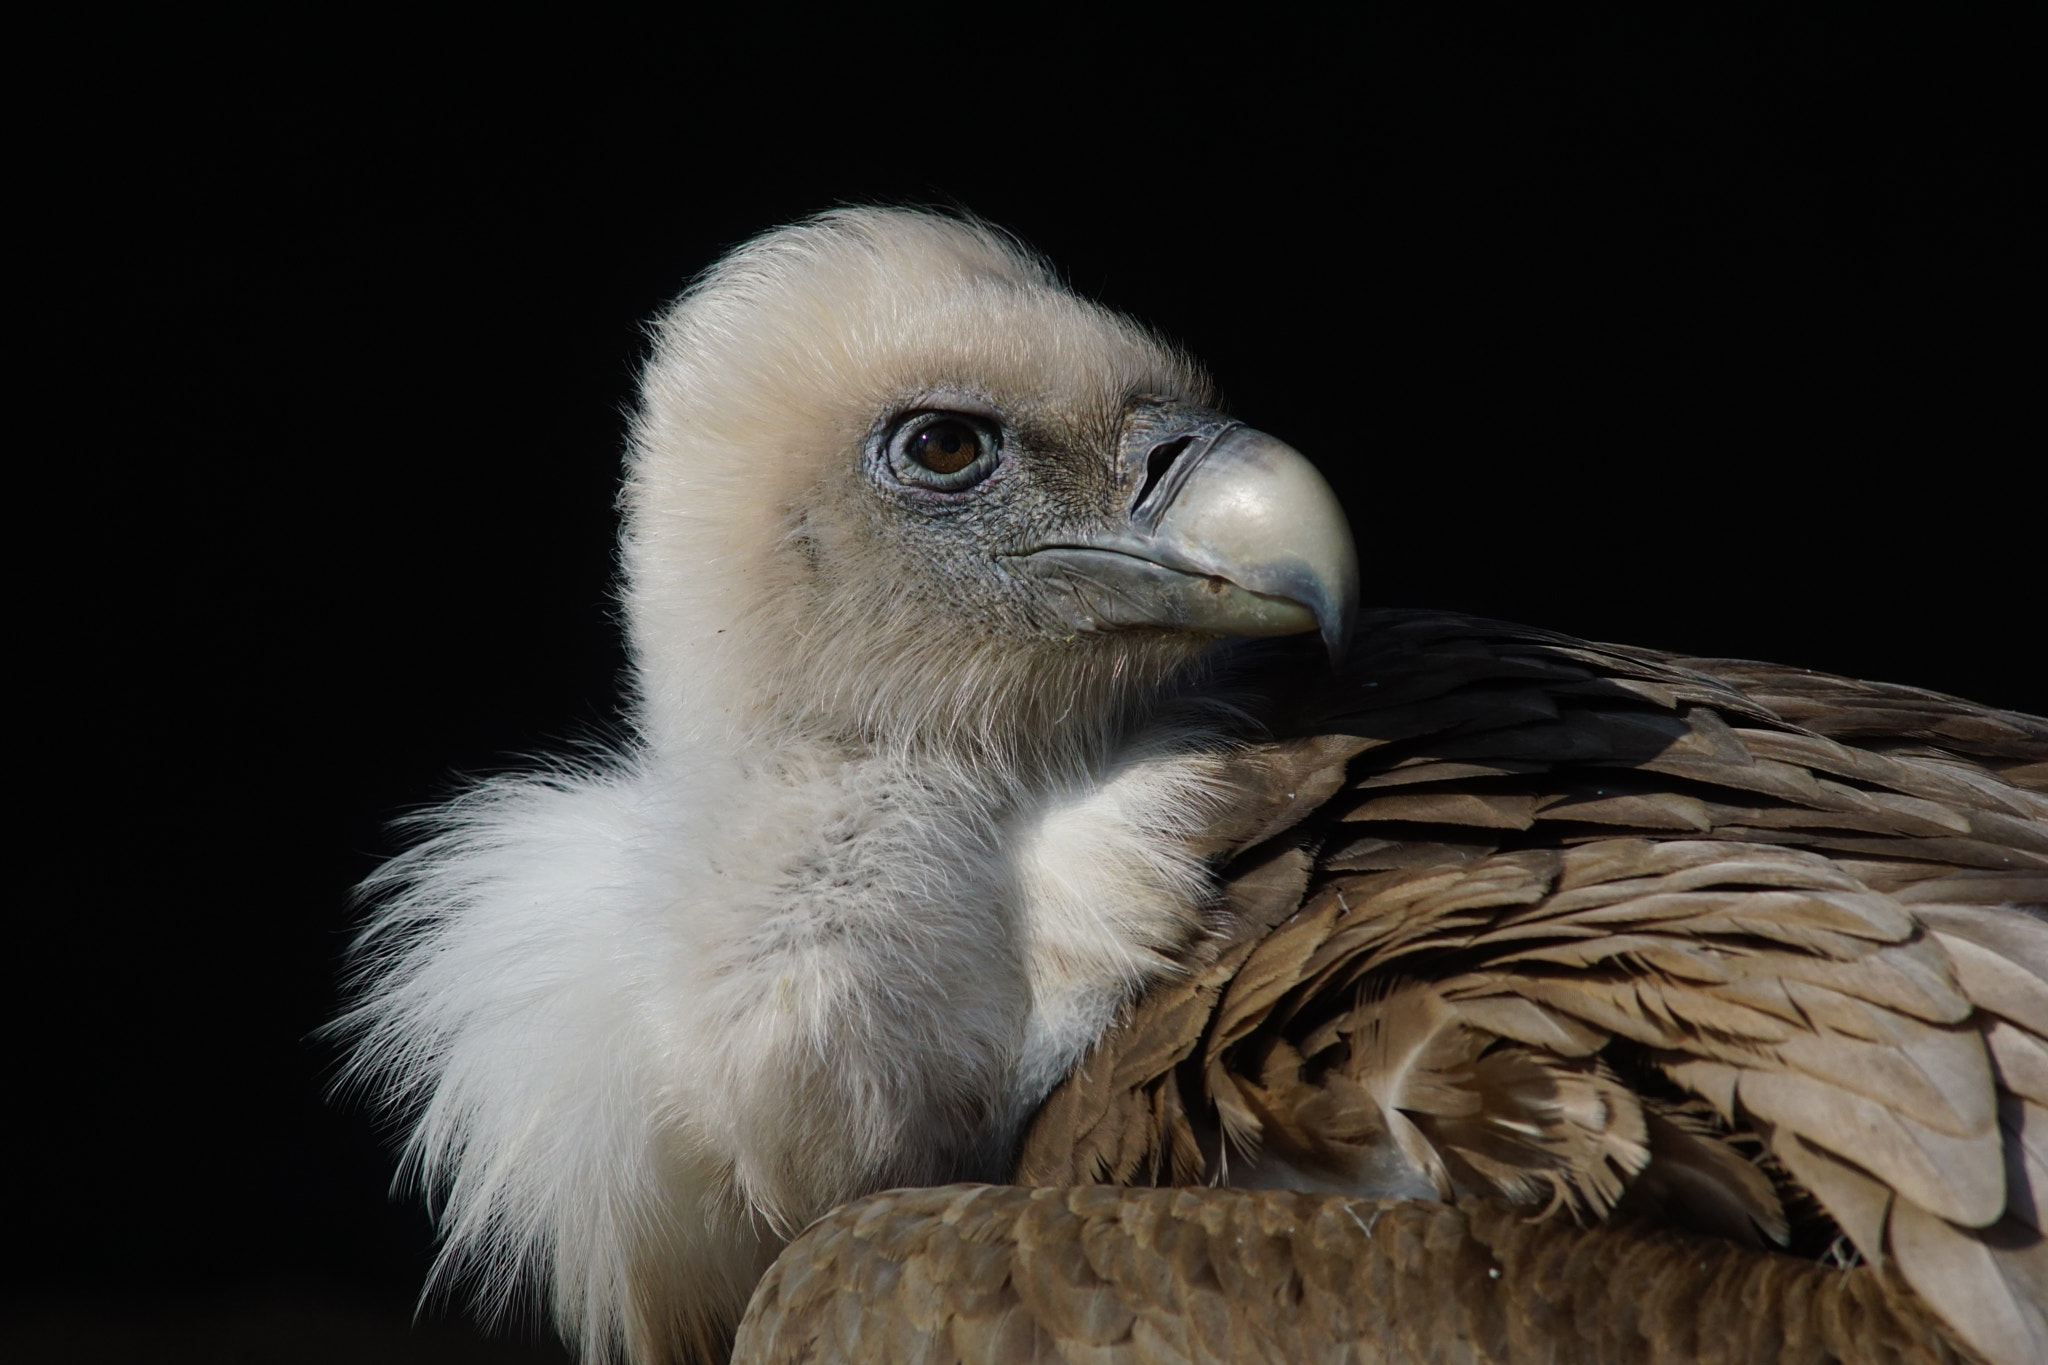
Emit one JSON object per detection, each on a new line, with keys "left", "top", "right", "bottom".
{"left": 736, "top": 612, "right": 2048, "bottom": 1365}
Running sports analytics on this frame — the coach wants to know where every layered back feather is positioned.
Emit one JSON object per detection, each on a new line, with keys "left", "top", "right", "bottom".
{"left": 1011, "top": 611, "right": 2048, "bottom": 1365}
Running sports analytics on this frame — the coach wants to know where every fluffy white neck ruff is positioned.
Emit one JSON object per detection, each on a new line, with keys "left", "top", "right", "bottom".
{"left": 346, "top": 704, "right": 1227, "bottom": 1361}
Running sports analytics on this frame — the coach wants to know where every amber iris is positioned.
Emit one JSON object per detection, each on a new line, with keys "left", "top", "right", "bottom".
{"left": 909, "top": 420, "right": 983, "bottom": 475}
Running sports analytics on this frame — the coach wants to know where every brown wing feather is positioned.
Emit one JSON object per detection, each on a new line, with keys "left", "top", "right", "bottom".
{"left": 733, "top": 1185, "right": 1973, "bottom": 1364}
{"left": 1009, "top": 612, "right": 2048, "bottom": 1365}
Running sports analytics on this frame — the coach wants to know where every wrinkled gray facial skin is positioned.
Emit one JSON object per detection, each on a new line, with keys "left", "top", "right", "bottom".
{"left": 849, "top": 387, "right": 1357, "bottom": 664}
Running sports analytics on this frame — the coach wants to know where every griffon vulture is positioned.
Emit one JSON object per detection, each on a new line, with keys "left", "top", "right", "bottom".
{"left": 343, "top": 209, "right": 2047, "bottom": 1365}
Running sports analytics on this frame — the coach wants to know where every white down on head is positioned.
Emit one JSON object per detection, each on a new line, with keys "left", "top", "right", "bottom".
{"left": 339, "top": 208, "right": 1358, "bottom": 1363}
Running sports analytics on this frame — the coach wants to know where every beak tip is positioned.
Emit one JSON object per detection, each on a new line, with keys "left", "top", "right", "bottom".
{"left": 1322, "top": 618, "right": 1351, "bottom": 666}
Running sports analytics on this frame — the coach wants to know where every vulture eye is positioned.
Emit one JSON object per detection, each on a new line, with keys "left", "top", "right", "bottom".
{"left": 886, "top": 412, "right": 1001, "bottom": 491}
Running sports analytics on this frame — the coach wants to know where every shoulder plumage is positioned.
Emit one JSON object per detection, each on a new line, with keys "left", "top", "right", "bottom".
{"left": 1010, "top": 610, "right": 2048, "bottom": 1365}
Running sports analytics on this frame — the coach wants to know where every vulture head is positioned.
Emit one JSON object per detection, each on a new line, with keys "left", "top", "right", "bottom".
{"left": 622, "top": 209, "right": 1356, "bottom": 763}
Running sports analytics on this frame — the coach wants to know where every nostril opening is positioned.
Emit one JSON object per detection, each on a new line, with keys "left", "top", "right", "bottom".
{"left": 1135, "top": 436, "right": 1194, "bottom": 510}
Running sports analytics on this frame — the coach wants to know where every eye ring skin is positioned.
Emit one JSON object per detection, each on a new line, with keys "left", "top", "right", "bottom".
{"left": 881, "top": 410, "right": 1004, "bottom": 492}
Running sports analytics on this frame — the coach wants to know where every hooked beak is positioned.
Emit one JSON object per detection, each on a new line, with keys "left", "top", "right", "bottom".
{"left": 1004, "top": 419, "right": 1359, "bottom": 660}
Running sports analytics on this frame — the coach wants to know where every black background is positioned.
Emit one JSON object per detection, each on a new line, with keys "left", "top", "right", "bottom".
{"left": 20, "top": 9, "right": 2037, "bottom": 1362}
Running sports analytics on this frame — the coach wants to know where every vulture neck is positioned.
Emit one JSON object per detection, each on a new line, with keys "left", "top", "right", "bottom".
{"left": 628, "top": 626, "right": 1238, "bottom": 1150}
{"left": 646, "top": 626, "right": 1225, "bottom": 794}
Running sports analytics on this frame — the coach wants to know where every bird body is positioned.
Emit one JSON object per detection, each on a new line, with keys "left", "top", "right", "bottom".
{"left": 343, "top": 210, "right": 2047, "bottom": 1365}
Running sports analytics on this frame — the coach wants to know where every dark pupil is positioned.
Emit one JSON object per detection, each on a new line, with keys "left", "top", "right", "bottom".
{"left": 912, "top": 421, "right": 980, "bottom": 475}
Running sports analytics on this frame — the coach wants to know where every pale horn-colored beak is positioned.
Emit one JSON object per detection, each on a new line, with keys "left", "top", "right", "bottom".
{"left": 1005, "top": 421, "right": 1359, "bottom": 660}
